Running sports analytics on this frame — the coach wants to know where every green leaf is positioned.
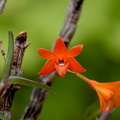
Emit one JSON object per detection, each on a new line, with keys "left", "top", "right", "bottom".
{"left": 8, "top": 76, "right": 56, "bottom": 94}
{"left": 0, "top": 113, "right": 9, "bottom": 120}
{"left": 1, "top": 31, "right": 14, "bottom": 82}
{"left": 83, "top": 101, "right": 100, "bottom": 120}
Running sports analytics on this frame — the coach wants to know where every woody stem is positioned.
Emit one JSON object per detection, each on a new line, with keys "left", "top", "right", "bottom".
{"left": 21, "top": 0, "right": 84, "bottom": 119}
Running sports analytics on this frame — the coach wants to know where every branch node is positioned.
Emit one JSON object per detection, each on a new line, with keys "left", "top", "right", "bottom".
{"left": 0, "top": 40, "right": 6, "bottom": 60}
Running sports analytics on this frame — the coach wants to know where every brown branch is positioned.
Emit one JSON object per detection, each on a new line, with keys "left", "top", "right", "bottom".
{"left": 0, "top": 31, "right": 30, "bottom": 119}
{"left": 0, "top": 0, "right": 7, "bottom": 14}
{"left": 99, "top": 109, "right": 115, "bottom": 120}
{"left": 0, "top": 41, "right": 6, "bottom": 60}
{"left": 60, "top": 0, "right": 83, "bottom": 45}
{"left": 21, "top": 0, "right": 84, "bottom": 120}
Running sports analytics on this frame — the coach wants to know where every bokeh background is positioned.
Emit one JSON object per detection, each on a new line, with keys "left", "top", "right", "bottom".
{"left": 0, "top": 0, "right": 120, "bottom": 119}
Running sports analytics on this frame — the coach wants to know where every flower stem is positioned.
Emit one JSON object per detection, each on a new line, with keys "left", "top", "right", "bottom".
{"left": 75, "top": 73, "right": 90, "bottom": 83}
{"left": 68, "top": 71, "right": 90, "bottom": 83}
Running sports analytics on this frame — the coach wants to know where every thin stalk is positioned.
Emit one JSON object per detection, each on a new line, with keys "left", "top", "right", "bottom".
{"left": 75, "top": 73, "right": 90, "bottom": 83}
{"left": 68, "top": 70, "right": 90, "bottom": 83}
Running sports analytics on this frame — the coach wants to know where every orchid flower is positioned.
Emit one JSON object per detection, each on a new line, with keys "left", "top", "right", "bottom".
{"left": 88, "top": 80, "right": 120, "bottom": 112}
{"left": 75, "top": 73, "right": 120, "bottom": 112}
{"left": 37, "top": 37, "right": 86, "bottom": 78}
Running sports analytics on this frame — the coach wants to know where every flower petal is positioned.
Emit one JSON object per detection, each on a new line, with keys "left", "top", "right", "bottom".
{"left": 53, "top": 37, "right": 67, "bottom": 56}
{"left": 37, "top": 48, "right": 55, "bottom": 59}
{"left": 96, "top": 91, "right": 107, "bottom": 112}
{"left": 38, "top": 59, "right": 55, "bottom": 75}
{"left": 54, "top": 62, "right": 69, "bottom": 78}
{"left": 67, "top": 45, "right": 83, "bottom": 57}
{"left": 101, "top": 81, "right": 120, "bottom": 91}
{"left": 112, "top": 89, "right": 120, "bottom": 106}
{"left": 90, "top": 81, "right": 113, "bottom": 101}
{"left": 88, "top": 80, "right": 108, "bottom": 112}
{"left": 67, "top": 57, "right": 86, "bottom": 73}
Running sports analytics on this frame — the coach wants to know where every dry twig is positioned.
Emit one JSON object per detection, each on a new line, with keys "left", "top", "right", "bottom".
{"left": 0, "top": 41, "right": 6, "bottom": 60}
{"left": 99, "top": 109, "right": 115, "bottom": 120}
{"left": 0, "top": 0, "right": 7, "bottom": 14}
{"left": 0, "top": 31, "right": 30, "bottom": 119}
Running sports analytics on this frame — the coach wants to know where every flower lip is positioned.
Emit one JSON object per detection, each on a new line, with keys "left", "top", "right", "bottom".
{"left": 58, "top": 59, "right": 65, "bottom": 66}
{"left": 54, "top": 62, "right": 69, "bottom": 78}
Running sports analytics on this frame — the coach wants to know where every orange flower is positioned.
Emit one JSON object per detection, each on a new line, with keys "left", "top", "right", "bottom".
{"left": 37, "top": 37, "right": 86, "bottom": 78}
{"left": 88, "top": 80, "right": 120, "bottom": 112}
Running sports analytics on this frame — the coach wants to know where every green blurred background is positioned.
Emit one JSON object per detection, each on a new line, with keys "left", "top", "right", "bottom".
{"left": 0, "top": 0, "right": 120, "bottom": 119}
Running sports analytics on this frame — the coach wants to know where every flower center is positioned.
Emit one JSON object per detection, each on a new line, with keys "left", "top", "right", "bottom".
{"left": 58, "top": 59, "right": 65, "bottom": 66}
